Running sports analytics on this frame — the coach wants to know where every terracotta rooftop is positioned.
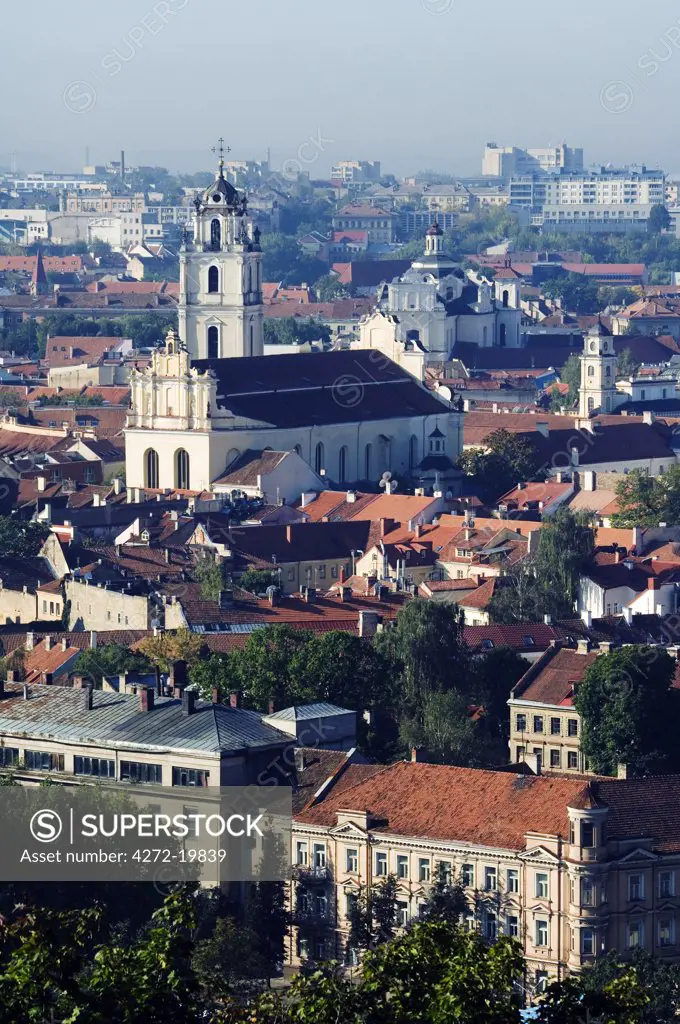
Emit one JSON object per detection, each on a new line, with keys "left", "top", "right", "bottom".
{"left": 512, "top": 645, "right": 600, "bottom": 706}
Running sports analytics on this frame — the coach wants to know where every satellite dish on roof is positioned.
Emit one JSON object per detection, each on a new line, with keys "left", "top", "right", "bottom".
{"left": 438, "top": 385, "right": 452, "bottom": 402}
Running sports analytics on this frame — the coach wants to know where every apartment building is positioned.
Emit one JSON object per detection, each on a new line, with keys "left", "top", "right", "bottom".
{"left": 483, "top": 143, "right": 583, "bottom": 180}
{"left": 291, "top": 757, "right": 680, "bottom": 988}
{"left": 331, "top": 161, "right": 382, "bottom": 185}
{"left": 508, "top": 641, "right": 600, "bottom": 773}
{"left": 510, "top": 167, "right": 665, "bottom": 233}
{"left": 332, "top": 204, "right": 397, "bottom": 244}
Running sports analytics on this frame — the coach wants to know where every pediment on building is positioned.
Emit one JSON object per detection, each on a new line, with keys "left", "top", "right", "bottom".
{"left": 329, "top": 821, "right": 369, "bottom": 840}
{"left": 617, "top": 846, "right": 657, "bottom": 864}
{"left": 520, "top": 846, "right": 560, "bottom": 864}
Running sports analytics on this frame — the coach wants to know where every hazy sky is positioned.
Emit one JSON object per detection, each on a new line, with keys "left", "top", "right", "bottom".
{"left": 5, "top": 0, "right": 680, "bottom": 177}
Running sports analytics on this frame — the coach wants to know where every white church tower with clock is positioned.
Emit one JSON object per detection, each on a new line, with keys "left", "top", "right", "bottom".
{"left": 178, "top": 143, "right": 264, "bottom": 359}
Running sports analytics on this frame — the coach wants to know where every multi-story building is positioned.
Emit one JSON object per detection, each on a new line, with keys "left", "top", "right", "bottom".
{"left": 291, "top": 756, "right": 680, "bottom": 989}
{"left": 0, "top": 676, "right": 293, "bottom": 789}
{"left": 510, "top": 167, "right": 665, "bottom": 233}
{"left": 483, "top": 143, "right": 583, "bottom": 180}
{"left": 332, "top": 204, "right": 397, "bottom": 245}
{"left": 64, "top": 192, "right": 146, "bottom": 215}
{"left": 331, "top": 161, "right": 382, "bottom": 185}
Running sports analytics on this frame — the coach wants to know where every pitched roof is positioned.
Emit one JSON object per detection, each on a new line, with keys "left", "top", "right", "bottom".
{"left": 512, "top": 645, "right": 600, "bottom": 706}
{"left": 296, "top": 760, "right": 591, "bottom": 849}
{"left": 0, "top": 682, "right": 288, "bottom": 755}
{"left": 191, "top": 351, "right": 448, "bottom": 428}
{"left": 214, "top": 449, "right": 290, "bottom": 487}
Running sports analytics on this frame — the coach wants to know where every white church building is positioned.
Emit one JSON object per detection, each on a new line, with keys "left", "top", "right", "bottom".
{"left": 353, "top": 223, "right": 523, "bottom": 381}
{"left": 124, "top": 158, "right": 464, "bottom": 495}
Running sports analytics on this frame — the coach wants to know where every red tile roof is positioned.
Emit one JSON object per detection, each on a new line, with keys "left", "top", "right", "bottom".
{"left": 296, "top": 760, "right": 591, "bottom": 849}
{"left": 512, "top": 646, "right": 600, "bottom": 706}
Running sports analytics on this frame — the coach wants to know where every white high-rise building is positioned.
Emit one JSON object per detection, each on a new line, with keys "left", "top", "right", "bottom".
{"left": 483, "top": 143, "right": 583, "bottom": 179}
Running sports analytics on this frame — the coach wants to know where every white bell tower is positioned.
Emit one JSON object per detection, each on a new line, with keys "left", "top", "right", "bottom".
{"left": 579, "top": 322, "right": 618, "bottom": 417}
{"left": 178, "top": 140, "right": 264, "bottom": 360}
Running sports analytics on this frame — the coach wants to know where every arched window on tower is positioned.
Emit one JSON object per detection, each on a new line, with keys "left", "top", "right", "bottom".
{"left": 364, "top": 443, "right": 372, "bottom": 480}
{"left": 208, "top": 326, "right": 219, "bottom": 359}
{"left": 208, "top": 266, "right": 219, "bottom": 293}
{"left": 247, "top": 265, "right": 252, "bottom": 292}
{"left": 338, "top": 446, "right": 348, "bottom": 483}
{"left": 588, "top": 397, "right": 595, "bottom": 413}
{"left": 210, "top": 219, "right": 221, "bottom": 251}
{"left": 502, "top": 289, "right": 509, "bottom": 308}
{"left": 605, "top": 365, "right": 611, "bottom": 377}
{"left": 499, "top": 323, "right": 507, "bottom": 347}
{"left": 588, "top": 365, "right": 595, "bottom": 377}
{"left": 409, "top": 435, "right": 418, "bottom": 470}
{"left": 144, "top": 448, "right": 159, "bottom": 490}
{"left": 315, "top": 442, "right": 325, "bottom": 475}
{"left": 175, "top": 449, "right": 190, "bottom": 490}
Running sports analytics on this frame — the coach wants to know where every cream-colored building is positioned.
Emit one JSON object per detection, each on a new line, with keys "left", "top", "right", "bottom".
{"left": 291, "top": 757, "right": 680, "bottom": 990}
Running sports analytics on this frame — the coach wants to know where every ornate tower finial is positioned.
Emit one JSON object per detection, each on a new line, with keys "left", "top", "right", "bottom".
{"left": 211, "top": 137, "right": 231, "bottom": 175}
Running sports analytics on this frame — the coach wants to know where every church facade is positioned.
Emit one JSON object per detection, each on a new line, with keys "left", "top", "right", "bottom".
{"left": 125, "top": 160, "right": 464, "bottom": 495}
{"left": 354, "top": 224, "right": 523, "bottom": 380}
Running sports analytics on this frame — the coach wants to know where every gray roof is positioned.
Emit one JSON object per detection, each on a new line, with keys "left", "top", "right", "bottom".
{"left": 265, "top": 702, "right": 353, "bottom": 722}
{"left": 0, "top": 683, "right": 289, "bottom": 757}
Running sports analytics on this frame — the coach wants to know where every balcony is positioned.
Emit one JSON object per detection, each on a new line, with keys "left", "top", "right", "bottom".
{"left": 292, "top": 865, "right": 331, "bottom": 883}
{"left": 293, "top": 907, "right": 334, "bottom": 927}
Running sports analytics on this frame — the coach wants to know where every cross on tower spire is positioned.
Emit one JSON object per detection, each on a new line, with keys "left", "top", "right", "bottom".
{"left": 211, "top": 137, "right": 231, "bottom": 174}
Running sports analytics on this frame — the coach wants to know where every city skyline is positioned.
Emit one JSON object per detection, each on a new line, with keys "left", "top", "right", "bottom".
{"left": 5, "top": 0, "right": 680, "bottom": 177}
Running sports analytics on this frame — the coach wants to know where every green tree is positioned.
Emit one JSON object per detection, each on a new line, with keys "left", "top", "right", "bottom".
{"left": 230, "top": 624, "right": 316, "bottom": 710}
{"left": 542, "top": 272, "right": 600, "bottom": 314}
{"left": 489, "top": 509, "right": 594, "bottom": 624}
{"left": 616, "top": 345, "right": 641, "bottom": 378}
{"left": 572, "top": 948, "right": 680, "bottom": 1023}
{"left": 551, "top": 353, "right": 581, "bottom": 411}
{"left": 189, "top": 653, "right": 235, "bottom": 702}
{"left": 648, "top": 204, "right": 672, "bottom": 235}
{"left": 347, "top": 875, "right": 400, "bottom": 954}
{"left": 574, "top": 646, "right": 678, "bottom": 776}
{"left": 315, "top": 274, "right": 348, "bottom": 301}
{"left": 296, "top": 630, "right": 390, "bottom": 713}
{"left": 400, "top": 690, "right": 484, "bottom": 767}
{"left": 0, "top": 517, "right": 49, "bottom": 559}
{"left": 194, "top": 556, "right": 227, "bottom": 601}
{"left": 238, "top": 568, "right": 280, "bottom": 593}
{"left": 418, "top": 863, "right": 468, "bottom": 925}
{"left": 374, "top": 600, "right": 468, "bottom": 715}
{"left": 193, "top": 916, "right": 269, "bottom": 1001}
{"left": 73, "top": 644, "right": 152, "bottom": 688}
{"left": 458, "top": 428, "right": 543, "bottom": 503}
{"left": 611, "top": 466, "right": 680, "bottom": 528}
{"left": 136, "top": 629, "right": 204, "bottom": 671}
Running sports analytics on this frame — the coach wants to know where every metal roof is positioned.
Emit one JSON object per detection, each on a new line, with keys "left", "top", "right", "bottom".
{"left": 0, "top": 683, "right": 289, "bottom": 757}
{"left": 265, "top": 702, "right": 352, "bottom": 722}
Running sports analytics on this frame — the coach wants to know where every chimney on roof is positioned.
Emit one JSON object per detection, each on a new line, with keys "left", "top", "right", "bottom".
{"left": 83, "top": 684, "right": 93, "bottom": 711}
{"left": 414, "top": 522, "right": 422, "bottom": 539}
{"left": 169, "top": 660, "right": 188, "bottom": 695}
{"left": 341, "top": 585, "right": 352, "bottom": 603}
{"left": 25, "top": 632, "right": 34, "bottom": 651}
{"left": 358, "top": 610, "right": 380, "bottom": 638}
{"left": 266, "top": 585, "right": 278, "bottom": 606}
{"left": 164, "top": 547, "right": 170, "bottom": 564}
{"left": 648, "top": 577, "right": 659, "bottom": 591}
{"left": 230, "top": 691, "right": 241, "bottom": 709}
{"left": 113, "top": 477, "right": 122, "bottom": 495}
{"left": 138, "top": 687, "right": 155, "bottom": 712}
{"left": 219, "top": 589, "right": 234, "bottom": 609}
{"left": 346, "top": 490, "right": 357, "bottom": 504}
{"left": 623, "top": 605, "right": 633, "bottom": 625}
{"left": 599, "top": 640, "right": 614, "bottom": 654}
{"left": 303, "top": 587, "right": 316, "bottom": 604}
{"left": 181, "top": 688, "right": 197, "bottom": 716}
{"left": 617, "top": 763, "right": 629, "bottom": 780}
{"left": 643, "top": 410, "right": 655, "bottom": 425}
{"left": 41, "top": 672, "right": 53, "bottom": 685}
{"left": 155, "top": 666, "right": 162, "bottom": 696}
{"left": 44, "top": 636, "right": 53, "bottom": 652}
{"left": 411, "top": 747, "right": 427, "bottom": 763}
{"left": 577, "top": 638, "right": 591, "bottom": 655}
{"left": 61, "top": 637, "right": 68, "bottom": 652}
{"left": 22, "top": 685, "right": 29, "bottom": 700}
{"left": 37, "top": 476, "right": 47, "bottom": 493}
{"left": 268, "top": 699, "right": 276, "bottom": 714}
{"left": 212, "top": 687, "right": 220, "bottom": 705}
{"left": 380, "top": 517, "right": 396, "bottom": 538}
